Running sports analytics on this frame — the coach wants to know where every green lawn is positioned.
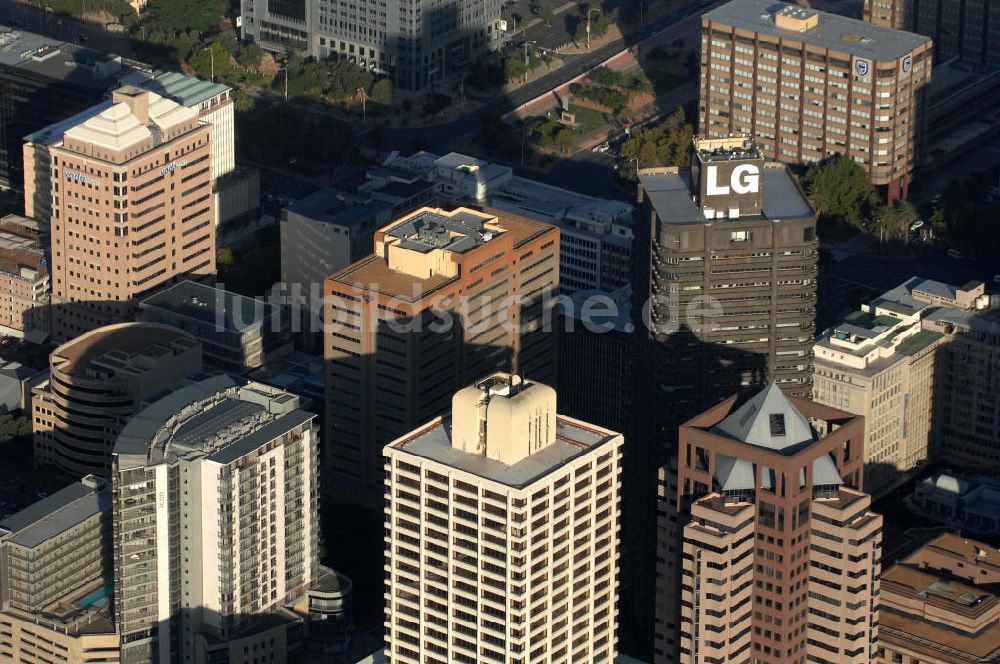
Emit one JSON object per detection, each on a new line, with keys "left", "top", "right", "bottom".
{"left": 567, "top": 103, "right": 609, "bottom": 135}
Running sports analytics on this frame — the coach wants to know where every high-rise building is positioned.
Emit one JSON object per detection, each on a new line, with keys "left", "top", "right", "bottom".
{"left": 700, "top": 0, "right": 933, "bottom": 201}
{"left": 382, "top": 150, "right": 635, "bottom": 294}
{"left": 31, "top": 322, "right": 203, "bottom": 477}
{"left": 383, "top": 372, "right": 623, "bottom": 664}
{"left": 864, "top": 0, "right": 1000, "bottom": 68}
{"left": 111, "top": 374, "right": 321, "bottom": 663}
{"left": 876, "top": 533, "right": 1000, "bottom": 664}
{"left": 32, "top": 85, "right": 216, "bottom": 341}
{"left": 324, "top": 206, "right": 559, "bottom": 486}
{"left": 636, "top": 136, "right": 817, "bottom": 435}
{"left": 813, "top": 277, "right": 949, "bottom": 496}
{"left": 137, "top": 279, "right": 293, "bottom": 374}
{"left": 0, "top": 214, "right": 49, "bottom": 340}
{"left": 654, "top": 384, "right": 883, "bottom": 664}
{"left": 0, "top": 475, "right": 119, "bottom": 663}
{"left": 240, "top": 0, "right": 503, "bottom": 89}
{"left": 0, "top": 27, "right": 139, "bottom": 192}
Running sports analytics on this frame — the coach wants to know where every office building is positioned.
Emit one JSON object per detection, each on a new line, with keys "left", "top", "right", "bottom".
{"left": 138, "top": 279, "right": 293, "bottom": 374}
{"left": 0, "top": 214, "right": 49, "bottom": 340}
{"left": 240, "top": 0, "right": 503, "bottom": 89}
{"left": 636, "top": 136, "right": 817, "bottom": 432}
{"left": 31, "top": 322, "right": 202, "bottom": 477}
{"left": 864, "top": 0, "right": 1000, "bottom": 68}
{"left": 33, "top": 85, "right": 215, "bottom": 341}
{"left": 877, "top": 534, "right": 1000, "bottom": 664}
{"left": 700, "top": 0, "right": 933, "bottom": 201}
{"left": 324, "top": 206, "right": 559, "bottom": 485}
{"left": 0, "top": 475, "right": 120, "bottom": 663}
{"left": 813, "top": 277, "right": 949, "bottom": 496}
{"left": 921, "top": 287, "right": 1000, "bottom": 471}
{"left": 384, "top": 150, "right": 635, "bottom": 294}
{"left": 654, "top": 383, "right": 882, "bottom": 664}
{"left": 111, "top": 374, "right": 321, "bottom": 663}
{"left": 0, "top": 27, "right": 140, "bottom": 192}
{"left": 384, "top": 373, "right": 623, "bottom": 664}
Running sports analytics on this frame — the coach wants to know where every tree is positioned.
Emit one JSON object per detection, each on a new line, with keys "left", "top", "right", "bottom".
{"left": 370, "top": 78, "right": 393, "bottom": 106}
{"left": 539, "top": 7, "right": 555, "bottom": 25}
{"left": 216, "top": 247, "right": 234, "bottom": 267}
{"left": 555, "top": 127, "right": 576, "bottom": 154}
{"left": 188, "top": 41, "right": 232, "bottom": 80}
{"left": 619, "top": 108, "right": 693, "bottom": 178}
{"left": 590, "top": 67, "right": 624, "bottom": 88}
{"left": 871, "top": 201, "right": 917, "bottom": 243}
{"left": 233, "top": 90, "right": 256, "bottom": 113}
{"left": 800, "top": 155, "right": 878, "bottom": 229}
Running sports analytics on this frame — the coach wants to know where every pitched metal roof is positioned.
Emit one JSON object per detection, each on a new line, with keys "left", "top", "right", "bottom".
{"left": 714, "top": 383, "right": 816, "bottom": 453}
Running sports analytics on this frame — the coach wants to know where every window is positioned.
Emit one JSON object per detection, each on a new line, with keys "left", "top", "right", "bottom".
{"left": 769, "top": 413, "right": 786, "bottom": 436}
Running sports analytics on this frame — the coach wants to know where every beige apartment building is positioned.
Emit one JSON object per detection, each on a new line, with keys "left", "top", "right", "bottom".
{"left": 700, "top": 0, "right": 932, "bottom": 201}
{"left": 0, "top": 475, "right": 120, "bottom": 664}
{"left": 876, "top": 534, "right": 1000, "bottom": 664}
{"left": 0, "top": 214, "right": 49, "bottom": 340}
{"left": 324, "top": 206, "right": 559, "bottom": 486}
{"left": 32, "top": 322, "right": 202, "bottom": 478}
{"left": 655, "top": 384, "right": 882, "bottom": 664}
{"left": 32, "top": 85, "right": 216, "bottom": 342}
{"left": 111, "top": 374, "right": 321, "bottom": 664}
{"left": 813, "top": 277, "right": 953, "bottom": 496}
{"left": 384, "top": 373, "right": 623, "bottom": 664}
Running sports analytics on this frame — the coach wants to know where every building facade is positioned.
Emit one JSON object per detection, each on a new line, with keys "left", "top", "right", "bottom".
{"left": 655, "top": 384, "right": 882, "bottom": 664}
{"left": 324, "top": 206, "right": 559, "bottom": 485}
{"left": 0, "top": 214, "right": 49, "bottom": 340}
{"left": 111, "top": 375, "right": 321, "bottom": 663}
{"left": 384, "top": 373, "right": 623, "bottom": 663}
{"left": 876, "top": 534, "right": 1000, "bottom": 664}
{"left": 864, "top": 0, "right": 1000, "bottom": 68}
{"left": 138, "top": 279, "right": 293, "bottom": 374}
{"left": 38, "top": 86, "right": 216, "bottom": 341}
{"left": 813, "top": 277, "right": 952, "bottom": 496}
{"left": 240, "top": 0, "right": 503, "bottom": 90}
{"left": 700, "top": 0, "right": 933, "bottom": 201}
{"left": 31, "top": 322, "right": 202, "bottom": 478}
{"left": 0, "top": 475, "right": 120, "bottom": 664}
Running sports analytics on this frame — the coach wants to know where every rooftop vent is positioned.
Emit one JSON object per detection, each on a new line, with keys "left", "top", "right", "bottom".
{"left": 414, "top": 222, "right": 451, "bottom": 247}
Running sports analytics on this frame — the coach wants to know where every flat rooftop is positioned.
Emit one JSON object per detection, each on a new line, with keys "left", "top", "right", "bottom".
{"left": 140, "top": 280, "right": 278, "bottom": 331}
{"left": 0, "top": 478, "right": 109, "bottom": 549}
{"left": 639, "top": 164, "right": 812, "bottom": 225}
{"left": 922, "top": 533, "right": 999, "bottom": 567}
{"left": 330, "top": 207, "right": 553, "bottom": 301}
{"left": 386, "top": 208, "right": 500, "bottom": 254}
{"left": 52, "top": 322, "right": 198, "bottom": 378}
{"left": 704, "top": 0, "right": 930, "bottom": 62}
{"left": 0, "top": 26, "right": 126, "bottom": 90}
{"left": 392, "top": 416, "right": 617, "bottom": 488}
{"left": 286, "top": 187, "right": 392, "bottom": 229}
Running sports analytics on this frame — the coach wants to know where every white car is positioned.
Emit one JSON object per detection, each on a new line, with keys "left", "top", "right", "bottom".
{"left": 910, "top": 219, "right": 924, "bottom": 231}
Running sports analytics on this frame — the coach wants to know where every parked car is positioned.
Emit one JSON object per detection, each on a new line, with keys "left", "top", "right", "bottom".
{"left": 947, "top": 248, "right": 963, "bottom": 259}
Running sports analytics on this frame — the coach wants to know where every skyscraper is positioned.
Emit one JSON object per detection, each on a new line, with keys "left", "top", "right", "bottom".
{"left": 383, "top": 372, "right": 623, "bottom": 664}
{"left": 635, "top": 135, "right": 817, "bottom": 437}
{"left": 111, "top": 374, "right": 321, "bottom": 663}
{"left": 655, "top": 384, "right": 883, "bottom": 664}
{"left": 699, "top": 0, "right": 932, "bottom": 201}
{"left": 33, "top": 86, "right": 216, "bottom": 341}
{"left": 32, "top": 322, "right": 203, "bottom": 478}
{"left": 323, "top": 206, "right": 559, "bottom": 486}
{"left": 864, "top": 0, "right": 1000, "bottom": 68}
{"left": 0, "top": 214, "right": 49, "bottom": 340}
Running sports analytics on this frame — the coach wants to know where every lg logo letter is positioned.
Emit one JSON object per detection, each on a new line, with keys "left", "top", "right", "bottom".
{"left": 706, "top": 164, "right": 761, "bottom": 196}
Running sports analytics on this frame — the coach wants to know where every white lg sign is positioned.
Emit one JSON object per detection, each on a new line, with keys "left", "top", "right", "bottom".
{"left": 705, "top": 164, "right": 761, "bottom": 196}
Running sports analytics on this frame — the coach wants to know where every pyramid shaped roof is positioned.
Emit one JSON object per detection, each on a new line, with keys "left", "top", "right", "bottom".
{"left": 713, "top": 383, "right": 816, "bottom": 453}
